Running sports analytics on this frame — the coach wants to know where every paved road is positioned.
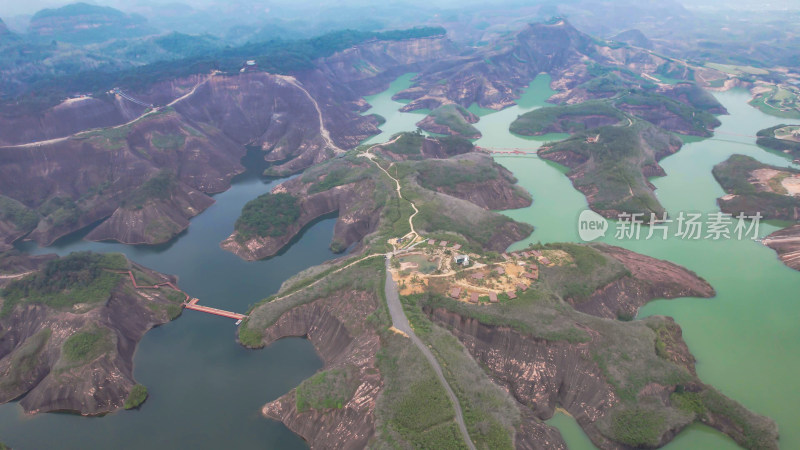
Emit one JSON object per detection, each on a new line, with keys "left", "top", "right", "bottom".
{"left": 384, "top": 258, "right": 477, "bottom": 450}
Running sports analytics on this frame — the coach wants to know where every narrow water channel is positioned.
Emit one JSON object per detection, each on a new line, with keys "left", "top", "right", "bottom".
{"left": 2, "top": 72, "right": 798, "bottom": 450}
{"left": 471, "top": 77, "right": 800, "bottom": 449}
{"left": 0, "top": 149, "right": 336, "bottom": 449}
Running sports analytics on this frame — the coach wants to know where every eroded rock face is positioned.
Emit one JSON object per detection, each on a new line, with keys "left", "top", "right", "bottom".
{"left": 0, "top": 71, "right": 377, "bottom": 248}
{"left": 0, "top": 96, "right": 143, "bottom": 147}
{"left": 763, "top": 224, "right": 800, "bottom": 271}
{"left": 422, "top": 156, "right": 532, "bottom": 210}
{"left": 85, "top": 182, "right": 214, "bottom": 245}
{"left": 428, "top": 309, "right": 620, "bottom": 447}
{"left": 0, "top": 257, "right": 182, "bottom": 415}
{"left": 258, "top": 291, "right": 381, "bottom": 449}
{"left": 573, "top": 245, "right": 715, "bottom": 320}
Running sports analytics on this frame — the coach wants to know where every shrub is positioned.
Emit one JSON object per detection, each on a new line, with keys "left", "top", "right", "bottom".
{"left": 124, "top": 384, "right": 148, "bottom": 409}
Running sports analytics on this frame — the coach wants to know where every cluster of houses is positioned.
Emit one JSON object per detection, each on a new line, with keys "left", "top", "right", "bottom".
{"left": 446, "top": 248, "right": 553, "bottom": 304}
{"left": 502, "top": 249, "right": 552, "bottom": 266}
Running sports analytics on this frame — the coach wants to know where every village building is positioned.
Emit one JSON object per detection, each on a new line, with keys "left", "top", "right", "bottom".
{"left": 454, "top": 254, "right": 470, "bottom": 266}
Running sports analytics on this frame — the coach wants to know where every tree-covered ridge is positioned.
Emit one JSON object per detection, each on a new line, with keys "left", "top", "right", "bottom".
{"left": 0, "top": 251, "right": 127, "bottom": 317}
{"left": 234, "top": 192, "right": 302, "bottom": 241}
{"left": 539, "top": 122, "right": 680, "bottom": 216}
{"left": 615, "top": 89, "right": 721, "bottom": 136}
{"left": 509, "top": 100, "right": 625, "bottom": 135}
{"left": 2, "top": 26, "right": 446, "bottom": 116}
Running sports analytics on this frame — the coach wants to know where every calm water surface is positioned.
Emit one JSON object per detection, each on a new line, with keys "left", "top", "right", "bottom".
{"left": 3, "top": 73, "right": 799, "bottom": 450}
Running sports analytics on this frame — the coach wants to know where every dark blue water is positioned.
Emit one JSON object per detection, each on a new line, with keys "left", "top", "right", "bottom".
{"left": 0, "top": 148, "right": 336, "bottom": 449}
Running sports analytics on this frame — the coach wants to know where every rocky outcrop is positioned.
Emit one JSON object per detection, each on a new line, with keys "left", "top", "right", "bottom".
{"left": 763, "top": 224, "right": 800, "bottom": 271}
{"left": 428, "top": 309, "right": 621, "bottom": 447}
{"left": 427, "top": 308, "right": 778, "bottom": 449}
{"left": 572, "top": 245, "right": 715, "bottom": 319}
{"left": 0, "top": 254, "right": 184, "bottom": 415}
{"left": 257, "top": 290, "right": 381, "bottom": 450}
{"left": 85, "top": 183, "right": 214, "bottom": 245}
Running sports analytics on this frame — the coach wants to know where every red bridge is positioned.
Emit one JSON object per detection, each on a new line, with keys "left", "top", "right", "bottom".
{"left": 184, "top": 298, "right": 247, "bottom": 321}
{"left": 112, "top": 270, "right": 247, "bottom": 322}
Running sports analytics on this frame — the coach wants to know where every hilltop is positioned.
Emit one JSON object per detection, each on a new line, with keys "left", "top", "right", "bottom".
{"left": 0, "top": 251, "right": 185, "bottom": 414}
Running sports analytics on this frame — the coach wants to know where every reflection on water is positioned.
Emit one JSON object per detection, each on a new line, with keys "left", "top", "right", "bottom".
{"left": 1, "top": 147, "right": 337, "bottom": 449}
{"left": 3, "top": 73, "right": 799, "bottom": 450}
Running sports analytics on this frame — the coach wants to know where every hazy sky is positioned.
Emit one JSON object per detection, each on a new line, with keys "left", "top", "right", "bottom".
{"left": 1, "top": 0, "right": 796, "bottom": 20}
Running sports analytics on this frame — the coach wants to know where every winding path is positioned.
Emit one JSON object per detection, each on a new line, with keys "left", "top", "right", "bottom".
{"left": 276, "top": 74, "right": 344, "bottom": 154}
{"left": 384, "top": 258, "right": 476, "bottom": 450}
{"left": 361, "top": 143, "right": 420, "bottom": 243}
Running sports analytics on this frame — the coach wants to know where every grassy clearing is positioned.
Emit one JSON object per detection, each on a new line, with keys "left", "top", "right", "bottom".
{"left": 533, "top": 243, "right": 630, "bottom": 303}
{"left": 124, "top": 384, "right": 148, "bottom": 409}
{"left": 295, "top": 367, "right": 359, "bottom": 412}
{"left": 414, "top": 157, "right": 498, "bottom": 190}
{"left": 61, "top": 326, "right": 113, "bottom": 364}
{"left": 705, "top": 62, "right": 768, "bottom": 76}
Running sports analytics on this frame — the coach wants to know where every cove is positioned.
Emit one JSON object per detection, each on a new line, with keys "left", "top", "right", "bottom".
{"left": 470, "top": 77, "right": 800, "bottom": 449}
{"left": 0, "top": 149, "right": 337, "bottom": 449}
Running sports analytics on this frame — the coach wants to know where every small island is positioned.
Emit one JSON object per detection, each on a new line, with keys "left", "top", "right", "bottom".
{"left": 713, "top": 154, "right": 800, "bottom": 271}
{"left": 416, "top": 104, "right": 481, "bottom": 138}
